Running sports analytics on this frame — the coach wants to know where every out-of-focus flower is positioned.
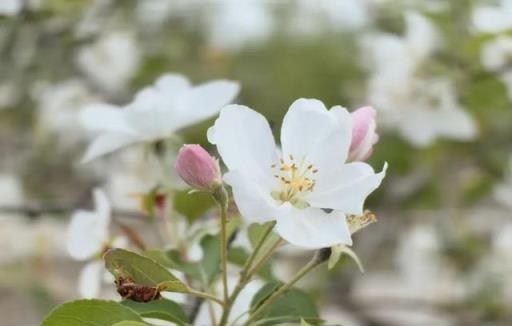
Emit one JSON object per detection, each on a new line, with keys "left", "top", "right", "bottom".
{"left": 493, "top": 156, "right": 512, "bottom": 208}
{"left": 76, "top": 31, "right": 140, "bottom": 95}
{"left": 472, "top": 0, "right": 512, "bottom": 34}
{"left": 176, "top": 144, "right": 221, "bottom": 192}
{"left": 207, "top": 0, "right": 272, "bottom": 50}
{"left": 291, "top": 0, "right": 369, "bottom": 34}
{"left": 349, "top": 106, "right": 378, "bottom": 162}
{"left": 80, "top": 73, "right": 240, "bottom": 162}
{"left": 33, "top": 79, "right": 97, "bottom": 147}
{"left": 208, "top": 99, "right": 386, "bottom": 249}
{"left": 0, "top": 0, "right": 22, "bottom": 16}
{"left": 480, "top": 36, "right": 512, "bottom": 99}
{"left": 66, "top": 188, "right": 126, "bottom": 298}
{"left": 364, "top": 11, "right": 477, "bottom": 147}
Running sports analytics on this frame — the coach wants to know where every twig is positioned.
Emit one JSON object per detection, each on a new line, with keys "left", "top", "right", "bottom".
{"left": 0, "top": 204, "right": 147, "bottom": 220}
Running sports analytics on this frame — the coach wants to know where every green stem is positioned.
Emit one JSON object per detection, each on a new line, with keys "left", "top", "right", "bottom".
{"left": 218, "top": 221, "right": 277, "bottom": 326}
{"left": 243, "top": 249, "right": 330, "bottom": 326}
{"left": 246, "top": 238, "right": 283, "bottom": 278}
{"left": 214, "top": 186, "right": 230, "bottom": 305}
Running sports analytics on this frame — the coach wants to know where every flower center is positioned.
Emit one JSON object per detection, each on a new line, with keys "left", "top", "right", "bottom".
{"left": 270, "top": 154, "right": 318, "bottom": 209}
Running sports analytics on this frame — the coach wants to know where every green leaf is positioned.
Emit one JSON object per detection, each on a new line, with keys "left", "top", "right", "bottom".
{"left": 173, "top": 190, "right": 215, "bottom": 222}
{"left": 41, "top": 299, "right": 146, "bottom": 326}
{"left": 121, "top": 298, "right": 188, "bottom": 326}
{"left": 105, "top": 249, "right": 189, "bottom": 293}
{"left": 328, "top": 245, "right": 364, "bottom": 272}
{"left": 250, "top": 282, "right": 319, "bottom": 326}
{"left": 111, "top": 322, "right": 148, "bottom": 326}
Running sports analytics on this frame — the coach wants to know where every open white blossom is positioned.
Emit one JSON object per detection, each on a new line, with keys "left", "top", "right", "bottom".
{"left": 364, "top": 11, "right": 477, "bottom": 147}
{"left": 66, "top": 188, "right": 126, "bottom": 298}
{"left": 80, "top": 73, "right": 240, "bottom": 162}
{"left": 76, "top": 31, "right": 140, "bottom": 95}
{"left": 208, "top": 99, "right": 386, "bottom": 249}
{"left": 472, "top": 0, "right": 512, "bottom": 34}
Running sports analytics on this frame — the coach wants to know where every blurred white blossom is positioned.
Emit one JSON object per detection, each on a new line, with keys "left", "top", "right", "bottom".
{"left": 291, "top": 0, "right": 370, "bottom": 34}
{"left": 66, "top": 188, "right": 127, "bottom": 298}
{"left": 0, "top": 0, "right": 22, "bottom": 16}
{"left": 76, "top": 31, "right": 140, "bottom": 95}
{"left": 207, "top": 0, "right": 273, "bottom": 50}
{"left": 80, "top": 73, "right": 239, "bottom": 162}
{"left": 364, "top": 11, "right": 477, "bottom": 146}
{"left": 481, "top": 36, "right": 512, "bottom": 99}
{"left": 472, "top": 0, "right": 512, "bottom": 34}
{"left": 33, "top": 79, "right": 98, "bottom": 147}
{"left": 493, "top": 156, "right": 512, "bottom": 207}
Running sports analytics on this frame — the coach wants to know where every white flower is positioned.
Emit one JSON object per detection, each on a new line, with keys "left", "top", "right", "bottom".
{"left": 33, "top": 79, "right": 97, "bottom": 147}
{"left": 66, "top": 188, "right": 126, "bottom": 298}
{"left": 493, "top": 156, "right": 512, "bottom": 208}
{"left": 207, "top": 0, "right": 272, "bottom": 50}
{"left": 364, "top": 11, "right": 477, "bottom": 147}
{"left": 80, "top": 73, "right": 240, "bottom": 162}
{"left": 76, "top": 31, "right": 140, "bottom": 95}
{"left": 208, "top": 99, "right": 386, "bottom": 249}
{"left": 472, "top": 0, "right": 512, "bottom": 34}
{"left": 0, "top": 0, "right": 22, "bottom": 16}
{"left": 481, "top": 36, "right": 512, "bottom": 99}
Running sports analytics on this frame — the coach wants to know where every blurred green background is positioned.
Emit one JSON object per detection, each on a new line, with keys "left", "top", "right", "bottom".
{"left": 1, "top": 0, "right": 512, "bottom": 325}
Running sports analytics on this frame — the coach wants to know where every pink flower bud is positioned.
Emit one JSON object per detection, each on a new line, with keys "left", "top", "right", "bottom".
{"left": 349, "top": 106, "right": 379, "bottom": 162}
{"left": 175, "top": 144, "right": 221, "bottom": 191}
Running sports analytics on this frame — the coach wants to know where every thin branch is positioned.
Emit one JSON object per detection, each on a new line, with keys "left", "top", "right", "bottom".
{"left": 0, "top": 204, "right": 147, "bottom": 220}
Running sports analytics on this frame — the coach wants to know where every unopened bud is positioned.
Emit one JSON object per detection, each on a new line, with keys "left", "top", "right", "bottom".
{"left": 175, "top": 144, "right": 221, "bottom": 192}
{"left": 349, "top": 106, "right": 379, "bottom": 162}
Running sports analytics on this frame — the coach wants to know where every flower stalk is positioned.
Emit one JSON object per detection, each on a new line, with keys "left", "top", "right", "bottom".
{"left": 243, "top": 248, "right": 331, "bottom": 326}
{"left": 218, "top": 221, "right": 277, "bottom": 326}
{"left": 213, "top": 185, "right": 230, "bottom": 305}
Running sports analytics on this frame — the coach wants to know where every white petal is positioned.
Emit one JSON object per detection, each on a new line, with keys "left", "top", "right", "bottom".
{"left": 275, "top": 204, "right": 352, "bottom": 249}
{"left": 405, "top": 11, "right": 439, "bottom": 60}
{"left": 78, "top": 261, "right": 103, "bottom": 298}
{"left": 208, "top": 105, "right": 278, "bottom": 187}
{"left": 280, "top": 99, "right": 352, "bottom": 172}
{"left": 79, "top": 103, "right": 134, "bottom": 133}
{"left": 223, "top": 170, "right": 277, "bottom": 224}
{"left": 82, "top": 132, "right": 139, "bottom": 162}
{"left": 66, "top": 211, "right": 105, "bottom": 260}
{"left": 154, "top": 73, "right": 191, "bottom": 96}
{"left": 93, "top": 188, "right": 111, "bottom": 225}
{"left": 177, "top": 80, "right": 240, "bottom": 128}
{"left": 308, "top": 162, "right": 387, "bottom": 215}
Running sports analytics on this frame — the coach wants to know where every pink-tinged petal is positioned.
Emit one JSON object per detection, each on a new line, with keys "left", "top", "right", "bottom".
{"left": 349, "top": 106, "right": 378, "bottom": 162}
